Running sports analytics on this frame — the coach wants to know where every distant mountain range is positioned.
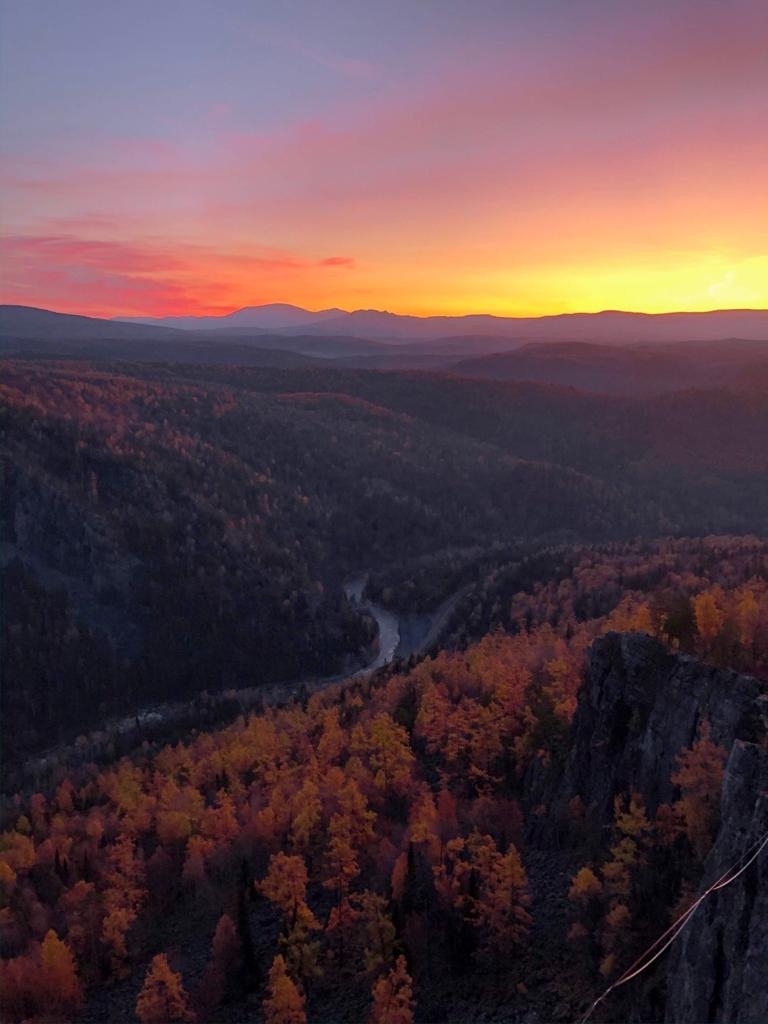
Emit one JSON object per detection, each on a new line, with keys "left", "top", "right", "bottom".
{"left": 2, "top": 304, "right": 768, "bottom": 395}
{"left": 116, "top": 304, "right": 768, "bottom": 343}
{"left": 118, "top": 303, "right": 346, "bottom": 332}
{"left": 0, "top": 305, "right": 328, "bottom": 368}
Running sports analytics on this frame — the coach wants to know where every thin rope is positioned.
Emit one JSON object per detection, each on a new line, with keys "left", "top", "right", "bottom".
{"left": 578, "top": 828, "right": 768, "bottom": 1024}
{"left": 601, "top": 834, "right": 763, "bottom": 990}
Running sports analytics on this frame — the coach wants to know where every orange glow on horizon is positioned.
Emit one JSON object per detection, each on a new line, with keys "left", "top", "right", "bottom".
{"left": 2, "top": 232, "right": 766, "bottom": 321}
{"left": 1, "top": 3, "right": 766, "bottom": 320}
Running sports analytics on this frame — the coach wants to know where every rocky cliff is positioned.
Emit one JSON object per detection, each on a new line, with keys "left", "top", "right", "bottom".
{"left": 665, "top": 738, "right": 768, "bottom": 1023}
{"left": 551, "top": 632, "right": 764, "bottom": 831}
{"left": 546, "top": 632, "right": 767, "bottom": 1023}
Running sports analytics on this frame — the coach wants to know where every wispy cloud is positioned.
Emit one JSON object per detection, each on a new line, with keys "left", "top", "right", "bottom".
{"left": 257, "top": 26, "right": 379, "bottom": 81}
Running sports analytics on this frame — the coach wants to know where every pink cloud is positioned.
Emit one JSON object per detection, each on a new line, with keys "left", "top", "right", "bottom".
{"left": 0, "top": 233, "right": 360, "bottom": 317}
{"left": 318, "top": 256, "right": 354, "bottom": 267}
{"left": 4, "top": 3, "right": 765, "bottom": 247}
{"left": 2, "top": 235, "right": 187, "bottom": 273}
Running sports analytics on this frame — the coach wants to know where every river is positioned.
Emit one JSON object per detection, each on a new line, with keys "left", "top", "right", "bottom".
{"left": 6, "top": 577, "right": 468, "bottom": 796}
{"left": 344, "top": 578, "right": 400, "bottom": 674}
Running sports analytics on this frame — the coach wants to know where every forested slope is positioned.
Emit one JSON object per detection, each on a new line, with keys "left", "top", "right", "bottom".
{"left": 1, "top": 536, "right": 766, "bottom": 1022}
{"left": 2, "top": 359, "right": 767, "bottom": 758}
{"left": 0, "top": 362, "right": 637, "bottom": 757}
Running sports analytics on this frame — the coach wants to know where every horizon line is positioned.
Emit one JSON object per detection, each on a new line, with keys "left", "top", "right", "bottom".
{"left": 5, "top": 302, "right": 768, "bottom": 322}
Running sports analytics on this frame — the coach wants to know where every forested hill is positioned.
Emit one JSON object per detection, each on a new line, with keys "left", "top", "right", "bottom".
{"left": 2, "top": 358, "right": 768, "bottom": 759}
{"left": 2, "top": 353, "right": 768, "bottom": 1023}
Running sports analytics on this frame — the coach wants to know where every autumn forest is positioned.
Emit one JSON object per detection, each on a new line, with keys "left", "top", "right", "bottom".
{"left": 4, "top": 0, "right": 768, "bottom": 1016}
{"left": 1, "top": 312, "right": 767, "bottom": 1024}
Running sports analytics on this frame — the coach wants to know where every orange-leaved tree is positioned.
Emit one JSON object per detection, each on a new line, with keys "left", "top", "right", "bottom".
{"left": 135, "top": 953, "right": 195, "bottom": 1024}
{"left": 263, "top": 953, "right": 306, "bottom": 1024}
{"left": 370, "top": 955, "right": 415, "bottom": 1024}
{"left": 40, "top": 929, "right": 83, "bottom": 1019}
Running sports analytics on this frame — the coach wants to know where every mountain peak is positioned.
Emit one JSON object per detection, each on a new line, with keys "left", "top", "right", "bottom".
{"left": 114, "top": 304, "right": 350, "bottom": 331}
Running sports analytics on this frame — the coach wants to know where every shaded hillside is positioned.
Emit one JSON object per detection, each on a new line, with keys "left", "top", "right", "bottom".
{"left": 0, "top": 306, "right": 332, "bottom": 367}
{"left": 450, "top": 340, "right": 768, "bottom": 395}
{"left": 0, "top": 337, "right": 327, "bottom": 368}
{"left": 3, "top": 358, "right": 768, "bottom": 758}
{"left": 212, "top": 331, "right": 392, "bottom": 358}
{"left": 173, "top": 364, "right": 768, "bottom": 506}
{"left": 1, "top": 359, "right": 645, "bottom": 758}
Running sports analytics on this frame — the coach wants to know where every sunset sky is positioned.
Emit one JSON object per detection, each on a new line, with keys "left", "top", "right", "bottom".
{"left": 1, "top": 0, "right": 767, "bottom": 318}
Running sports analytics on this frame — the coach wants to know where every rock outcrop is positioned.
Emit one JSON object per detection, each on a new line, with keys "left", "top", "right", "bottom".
{"left": 665, "top": 739, "right": 768, "bottom": 1023}
{"left": 551, "top": 632, "right": 763, "bottom": 831}
{"left": 545, "top": 632, "right": 767, "bottom": 1022}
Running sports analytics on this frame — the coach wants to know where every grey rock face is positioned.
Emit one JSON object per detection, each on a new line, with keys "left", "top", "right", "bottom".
{"left": 665, "top": 740, "right": 768, "bottom": 1023}
{"left": 545, "top": 631, "right": 766, "bottom": 1022}
{"left": 551, "top": 632, "right": 763, "bottom": 831}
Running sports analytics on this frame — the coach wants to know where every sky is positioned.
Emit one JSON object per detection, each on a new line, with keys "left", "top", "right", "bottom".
{"left": 1, "top": 0, "right": 767, "bottom": 318}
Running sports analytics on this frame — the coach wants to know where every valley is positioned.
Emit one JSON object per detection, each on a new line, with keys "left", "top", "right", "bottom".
{"left": 6, "top": 576, "right": 464, "bottom": 799}
{"left": 1, "top": 311, "right": 767, "bottom": 1024}
{"left": 4, "top": 352, "right": 768, "bottom": 763}
{"left": 3, "top": 3, "right": 767, "bottom": 1019}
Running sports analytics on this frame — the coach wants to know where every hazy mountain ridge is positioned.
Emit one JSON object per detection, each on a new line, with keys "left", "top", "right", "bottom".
{"left": 4, "top": 305, "right": 768, "bottom": 395}
{"left": 114, "top": 304, "right": 768, "bottom": 342}
{"left": 116, "top": 302, "right": 347, "bottom": 331}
